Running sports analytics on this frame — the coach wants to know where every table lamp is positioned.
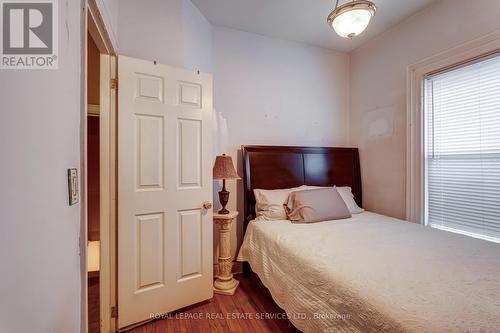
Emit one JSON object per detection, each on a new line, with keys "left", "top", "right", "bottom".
{"left": 213, "top": 154, "right": 241, "bottom": 214}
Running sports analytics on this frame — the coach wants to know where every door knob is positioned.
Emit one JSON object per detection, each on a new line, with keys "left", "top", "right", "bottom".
{"left": 203, "top": 201, "right": 213, "bottom": 209}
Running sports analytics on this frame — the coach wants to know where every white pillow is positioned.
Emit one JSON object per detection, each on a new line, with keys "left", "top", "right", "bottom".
{"left": 336, "top": 186, "right": 364, "bottom": 214}
{"left": 301, "top": 185, "right": 364, "bottom": 214}
{"left": 254, "top": 185, "right": 307, "bottom": 220}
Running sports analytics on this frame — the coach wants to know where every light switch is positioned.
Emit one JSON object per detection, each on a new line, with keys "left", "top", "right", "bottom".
{"left": 68, "top": 168, "right": 79, "bottom": 205}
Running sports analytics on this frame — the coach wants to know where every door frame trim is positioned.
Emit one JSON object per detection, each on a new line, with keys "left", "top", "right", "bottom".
{"left": 84, "top": 1, "right": 117, "bottom": 332}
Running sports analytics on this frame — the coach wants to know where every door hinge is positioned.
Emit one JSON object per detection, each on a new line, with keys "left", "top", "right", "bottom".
{"left": 111, "top": 306, "right": 118, "bottom": 318}
{"left": 111, "top": 78, "right": 118, "bottom": 90}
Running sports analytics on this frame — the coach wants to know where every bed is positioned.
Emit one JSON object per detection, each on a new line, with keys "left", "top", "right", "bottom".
{"left": 237, "top": 145, "right": 500, "bottom": 333}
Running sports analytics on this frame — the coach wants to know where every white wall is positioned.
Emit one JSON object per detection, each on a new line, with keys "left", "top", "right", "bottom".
{"left": 95, "top": 0, "right": 119, "bottom": 50}
{"left": 349, "top": 0, "right": 500, "bottom": 219}
{"left": 0, "top": 1, "right": 83, "bottom": 332}
{"left": 181, "top": 0, "right": 213, "bottom": 74}
{"left": 213, "top": 27, "right": 350, "bottom": 258}
{"left": 117, "top": 0, "right": 212, "bottom": 73}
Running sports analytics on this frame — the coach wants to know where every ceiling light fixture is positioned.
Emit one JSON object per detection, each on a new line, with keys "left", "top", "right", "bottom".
{"left": 327, "top": 0, "right": 377, "bottom": 39}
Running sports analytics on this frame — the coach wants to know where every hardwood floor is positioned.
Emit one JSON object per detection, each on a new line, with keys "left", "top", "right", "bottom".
{"left": 88, "top": 276, "right": 100, "bottom": 333}
{"left": 129, "top": 273, "right": 301, "bottom": 333}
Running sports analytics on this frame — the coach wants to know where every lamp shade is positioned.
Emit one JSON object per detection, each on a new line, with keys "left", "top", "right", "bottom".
{"left": 332, "top": 8, "right": 372, "bottom": 38}
{"left": 327, "top": 0, "right": 376, "bottom": 39}
{"left": 213, "top": 154, "right": 241, "bottom": 180}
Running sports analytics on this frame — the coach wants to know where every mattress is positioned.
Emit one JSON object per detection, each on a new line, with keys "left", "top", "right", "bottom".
{"left": 237, "top": 212, "right": 500, "bottom": 333}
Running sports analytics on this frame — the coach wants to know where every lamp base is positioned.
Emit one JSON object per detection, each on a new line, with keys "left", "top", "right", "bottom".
{"left": 218, "top": 208, "right": 230, "bottom": 215}
{"left": 218, "top": 186, "right": 230, "bottom": 215}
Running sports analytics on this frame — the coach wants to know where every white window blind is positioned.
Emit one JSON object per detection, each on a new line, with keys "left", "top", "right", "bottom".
{"left": 424, "top": 53, "right": 500, "bottom": 242}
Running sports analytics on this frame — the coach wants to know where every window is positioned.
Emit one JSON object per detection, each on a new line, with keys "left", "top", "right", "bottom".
{"left": 424, "top": 54, "right": 500, "bottom": 242}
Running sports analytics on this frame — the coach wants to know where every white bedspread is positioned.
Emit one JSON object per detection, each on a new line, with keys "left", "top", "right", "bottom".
{"left": 237, "top": 212, "right": 500, "bottom": 333}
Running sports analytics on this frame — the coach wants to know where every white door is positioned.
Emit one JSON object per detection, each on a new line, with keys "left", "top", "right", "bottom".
{"left": 117, "top": 55, "right": 213, "bottom": 329}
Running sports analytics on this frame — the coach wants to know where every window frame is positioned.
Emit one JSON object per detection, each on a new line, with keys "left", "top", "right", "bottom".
{"left": 406, "top": 30, "right": 500, "bottom": 225}
{"left": 422, "top": 58, "right": 500, "bottom": 243}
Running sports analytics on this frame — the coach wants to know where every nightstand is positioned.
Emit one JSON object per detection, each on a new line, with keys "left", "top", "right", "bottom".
{"left": 213, "top": 211, "right": 239, "bottom": 295}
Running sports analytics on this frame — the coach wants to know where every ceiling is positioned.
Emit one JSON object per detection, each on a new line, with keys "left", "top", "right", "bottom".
{"left": 191, "top": 0, "right": 436, "bottom": 52}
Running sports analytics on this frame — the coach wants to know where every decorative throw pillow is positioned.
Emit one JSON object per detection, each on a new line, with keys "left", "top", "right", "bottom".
{"left": 301, "top": 185, "right": 364, "bottom": 214}
{"left": 285, "top": 187, "right": 351, "bottom": 223}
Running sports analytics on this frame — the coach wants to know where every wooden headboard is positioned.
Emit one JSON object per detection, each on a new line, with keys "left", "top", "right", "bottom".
{"left": 241, "top": 145, "right": 362, "bottom": 230}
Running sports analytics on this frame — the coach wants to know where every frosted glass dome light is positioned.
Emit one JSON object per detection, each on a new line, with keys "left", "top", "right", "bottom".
{"left": 327, "top": 0, "right": 377, "bottom": 39}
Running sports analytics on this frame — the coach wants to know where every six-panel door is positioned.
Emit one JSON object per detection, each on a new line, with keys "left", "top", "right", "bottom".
{"left": 117, "top": 56, "right": 213, "bottom": 329}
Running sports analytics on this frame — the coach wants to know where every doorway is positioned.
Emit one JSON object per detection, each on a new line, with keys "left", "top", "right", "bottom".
{"left": 85, "top": 2, "right": 117, "bottom": 332}
{"left": 87, "top": 30, "right": 101, "bottom": 333}
{"left": 83, "top": 4, "right": 214, "bottom": 331}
